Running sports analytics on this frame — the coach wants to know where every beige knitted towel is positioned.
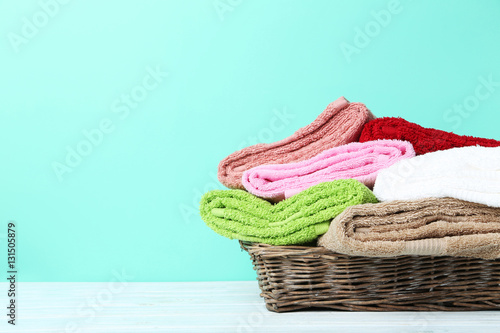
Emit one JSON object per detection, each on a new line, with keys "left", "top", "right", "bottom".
{"left": 318, "top": 197, "right": 500, "bottom": 259}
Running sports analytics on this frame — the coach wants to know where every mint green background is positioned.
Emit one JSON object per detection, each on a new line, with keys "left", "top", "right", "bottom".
{"left": 1, "top": 0, "right": 499, "bottom": 282}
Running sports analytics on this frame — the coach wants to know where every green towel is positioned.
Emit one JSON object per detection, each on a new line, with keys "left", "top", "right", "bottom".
{"left": 199, "top": 179, "right": 378, "bottom": 245}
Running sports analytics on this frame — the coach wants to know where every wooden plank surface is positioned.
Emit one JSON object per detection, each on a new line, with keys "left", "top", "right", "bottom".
{"left": 1, "top": 282, "right": 500, "bottom": 332}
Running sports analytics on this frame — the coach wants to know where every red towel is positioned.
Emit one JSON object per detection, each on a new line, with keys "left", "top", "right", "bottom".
{"left": 359, "top": 117, "right": 500, "bottom": 155}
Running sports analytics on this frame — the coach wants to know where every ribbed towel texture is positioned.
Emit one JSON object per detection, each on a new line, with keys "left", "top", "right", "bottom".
{"left": 242, "top": 140, "right": 415, "bottom": 201}
{"left": 374, "top": 146, "right": 500, "bottom": 207}
{"left": 218, "top": 97, "right": 375, "bottom": 189}
{"left": 318, "top": 198, "right": 500, "bottom": 259}
{"left": 199, "top": 179, "right": 378, "bottom": 245}
{"left": 359, "top": 117, "right": 500, "bottom": 155}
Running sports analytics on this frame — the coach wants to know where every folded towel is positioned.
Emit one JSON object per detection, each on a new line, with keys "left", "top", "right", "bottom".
{"left": 318, "top": 197, "right": 500, "bottom": 259}
{"left": 218, "top": 97, "right": 375, "bottom": 189}
{"left": 359, "top": 117, "right": 500, "bottom": 155}
{"left": 199, "top": 179, "right": 378, "bottom": 245}
{"left": 373, "top": 146, "right": 500, "bottom": 207}
{"left": 242, "top": 140, "right": 415, "bottom": 201}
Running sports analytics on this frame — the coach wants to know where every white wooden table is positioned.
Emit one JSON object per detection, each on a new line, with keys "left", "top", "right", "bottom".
{"left": 1, "top": 282, "right": 499, "bottom": 332}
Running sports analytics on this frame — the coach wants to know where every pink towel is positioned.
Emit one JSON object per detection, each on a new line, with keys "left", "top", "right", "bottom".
{"left": 242, "top": 140, "right": 415, "bottom": 201}
{"left": 218, "top": 97, "right": 375, "bottom": 189}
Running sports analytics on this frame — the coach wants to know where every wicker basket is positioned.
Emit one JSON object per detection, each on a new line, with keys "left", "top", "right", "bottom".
{"left": 240, "top": 241, "right": 500, "bottom": 312}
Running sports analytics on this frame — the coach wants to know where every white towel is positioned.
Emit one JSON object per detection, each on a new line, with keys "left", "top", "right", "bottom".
{"left": 373, "top": 146, "right": 500, "bottom": 207}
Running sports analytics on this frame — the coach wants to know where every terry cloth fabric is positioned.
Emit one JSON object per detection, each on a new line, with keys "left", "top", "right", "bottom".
{"left": 373, "top": 146, "right": 500, "bottom": 207}
{"left": 199, "top": 179, "right": 378, "bottom": 246}
{"left": 218, "top": 97, "right": 375, "bottom": 189}
{"left": 242, "top": 140, "right": 415, "bottom": 202}
{"left": 318, "top": 198, "right": 500, "bottom": 259}
{"left": 359, "top": 117, "right": 500, "bottom": 155}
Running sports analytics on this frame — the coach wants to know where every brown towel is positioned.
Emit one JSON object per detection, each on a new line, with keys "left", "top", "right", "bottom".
{"left": 318, "top": 198, "right": 500, "bottom": 259}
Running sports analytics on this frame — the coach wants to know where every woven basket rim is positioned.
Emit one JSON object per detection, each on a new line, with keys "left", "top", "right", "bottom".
{"left": 239, "top": 241, "right": 500, "bottom": 261}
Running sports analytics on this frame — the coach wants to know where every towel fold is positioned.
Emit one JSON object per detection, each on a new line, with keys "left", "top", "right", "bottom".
{"left": 242, "top": 140, "right": 415, "bottom": 201}
{"left": 318, "top": 197, "right": 500, "bottom": 259}
{"left": 199, "top": 179, "right": 378, "bottom": 245}
{"left": 373, "top": 146, "right": 500, "bottom": 207}
{"left": 218, "top": 97, "right": 375, "bottom": 189}
{"left": 359, "top": 117, "right": 500, "bottom": 155}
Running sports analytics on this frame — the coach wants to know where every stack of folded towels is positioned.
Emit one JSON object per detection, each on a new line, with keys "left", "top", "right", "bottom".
{"left": 200, "top": 97, "right": 500, "bottom": 259}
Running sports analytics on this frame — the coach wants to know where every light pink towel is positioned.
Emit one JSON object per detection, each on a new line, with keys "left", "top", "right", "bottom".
{"left": 242, "top": 140, "right": 415, "bottom": 201}
{"left": 218, "top": 97, "right": 375, "bottom": 189}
